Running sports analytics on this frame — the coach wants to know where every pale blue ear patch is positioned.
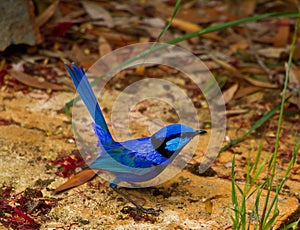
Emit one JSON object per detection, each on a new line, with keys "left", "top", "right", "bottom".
{"left": 165, "top": 137, "right": 190, "bottom": 151}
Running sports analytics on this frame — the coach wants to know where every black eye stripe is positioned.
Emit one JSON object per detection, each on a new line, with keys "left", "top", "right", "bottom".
{"left": 151, "top": 132, "right": 195, "bottom": 159}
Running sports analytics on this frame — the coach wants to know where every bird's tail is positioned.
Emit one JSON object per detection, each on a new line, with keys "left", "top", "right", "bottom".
{"left": 65, "top": 63, "right": 113, "bottom": 145}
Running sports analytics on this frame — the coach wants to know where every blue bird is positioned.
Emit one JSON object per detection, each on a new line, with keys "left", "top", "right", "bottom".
{"left": 55, "top": 63, "right": 206, "bottom": 214}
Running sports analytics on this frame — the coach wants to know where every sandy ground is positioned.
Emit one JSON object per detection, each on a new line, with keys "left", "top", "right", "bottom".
{"left": 0, "top": 83, "right": 299, "bottom": 229}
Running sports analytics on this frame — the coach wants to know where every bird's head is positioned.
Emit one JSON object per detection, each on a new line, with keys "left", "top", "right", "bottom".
{"left": 151, "top": 124, "right": 206, "bottom": 159}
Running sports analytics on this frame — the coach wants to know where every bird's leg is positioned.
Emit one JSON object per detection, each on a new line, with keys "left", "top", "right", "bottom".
{"left": 109, "top": 183, "right": 162, "bottom": 215}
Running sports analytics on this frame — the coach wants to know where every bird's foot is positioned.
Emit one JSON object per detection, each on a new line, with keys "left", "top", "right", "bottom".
{"left": 121, "top": 205, "right": 163, "bottom": 216}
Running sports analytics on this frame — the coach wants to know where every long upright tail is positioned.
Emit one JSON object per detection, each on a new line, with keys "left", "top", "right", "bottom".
{"left": 65, "top": 63, "right": 113, "bottom": 145}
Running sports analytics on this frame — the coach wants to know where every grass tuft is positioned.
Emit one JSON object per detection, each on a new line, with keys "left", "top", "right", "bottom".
{"left": 230, "top": 11, "right": 300, "bottom": 230}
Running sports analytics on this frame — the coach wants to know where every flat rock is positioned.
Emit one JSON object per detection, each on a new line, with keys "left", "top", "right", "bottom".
{"left": 0, "top": 0, "right": 41, "bottom": 51}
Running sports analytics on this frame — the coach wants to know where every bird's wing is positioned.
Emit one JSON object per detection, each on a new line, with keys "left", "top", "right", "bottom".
{"left": 65, "top": 64, "right": 113, "bottom": 145}
{"left": 89, "top": 147, "right": 154, "bottom": 175}
{"left": 90, "top": 139, "right": 169, "bottom": 173}
{"left": 120, "top": 138, "right": 169, "bottom": 165}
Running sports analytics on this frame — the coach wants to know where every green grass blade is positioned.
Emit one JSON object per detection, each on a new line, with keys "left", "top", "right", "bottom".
{"left": 231, "top": 154, "right": 240, "bottom": 229}
{"left": 260, "top": 11, "right": 300, "bottom": 229}
{"left": 281, "top": 218, "right": 300, "bottom": 230}
{"left": 246, "top": 181, "right": 266, "bottom": 201}
{"left": 250, "top": 138, "right": 264, "bottom": 174}
{"left": 263, "top": 139, "right": 298, "bottom": 226}
{"left": 263, "top": 209, "right": 279, "bottom": 230}
{"left": 155, "top": 0, "right": 181, "bottom": 42}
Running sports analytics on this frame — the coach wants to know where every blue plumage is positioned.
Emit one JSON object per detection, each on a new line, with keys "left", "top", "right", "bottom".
{"left": 64, "top": 63, "right": 206, "bottom": 214}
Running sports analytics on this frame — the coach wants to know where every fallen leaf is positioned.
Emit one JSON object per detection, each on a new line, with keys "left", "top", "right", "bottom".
{"left": 210, "top": 55, "right": 242, "bottom": 77}
{"left": 227, "top": 0, "right": 256, "bottom": 17}
{"left": 239, "top": 65, "right": 266, "bottom": 75}
{"left": 210, "top": 55, "right": 278, "bottom": 88}
{"left": 60, "top": 9, "right": 86, "bottom": 21}
{"left": 141, "top": 17, "right": 165, "bottom": 28}
{"left": 39, "top": 49, "right": 68, "bottom": 59}
{"left": 234, "top": 86, "right": 261, "bottom": 99}
{"left": 273, "top": 18, "right": 290, "bottom": 47}
{"left": 158, "top": 5, "right": 219, "bottom": 24}
{"left": 229, "top": 38, "right": 249, "bottom": 54}
{"left": 257, "top": 47, "right": 288, "bottom": 58}
{"left": 92, "top": 28, "right": 137, "bottom": 46}
{"left": 8, "top": 70, "right": 68, "bottom": 91}
{"left": 254, "top": 36, "right": 274, "bottom": 44}
{"left": 81, "top": 0, "right": 114, "bottom": 28}
{"left": 170, "top": 17, "right": 202, "bottom": 32}
{"left": 35, "top": 0, "right": 59, "bottom": 28}
{"left": 54, "top": 169, "right": 98, "bottom": 193}
{"left": 226, "top": 109, "right": 248, "bottom": 116}
{"left": 243, "top": 75, "right": 278, "bottom": 88}
{"left": 223, "top": 83, "right": 239, "bottom": 103}
{"left": 169, "top": 18, "right": 221, "bottom": 41}
{"left": 240, "top": 0, "right": 256, "bottom": 16}
{"left": 289, "top": 64, "right": 300, "bottom": 82}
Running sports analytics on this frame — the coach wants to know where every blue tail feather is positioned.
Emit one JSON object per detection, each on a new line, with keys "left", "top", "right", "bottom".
{"left": 65, "top": 64, "right": 113, "bottom": 144}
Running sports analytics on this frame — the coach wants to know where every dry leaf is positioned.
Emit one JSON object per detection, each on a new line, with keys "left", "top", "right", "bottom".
{"left": 234, "top": 86, "right": 261, "bottom": 99}
{"left": 273, "top": 18, "right": 290, "bottom": 47}
{"left": 240, "top": 0, "right": 256, "bottom": 16}
{"left": 239, "top": 65, "right": 266, "bottom": 75}
{"left": 169, "top": 18, "right": 221, "bottom": 41}
{"left": 8, "top": 70, "right": 67, "bottom": 91}
{"left": 243, "top": 75, "right": 278, "bottom": 88}
{"left": 141, "top": 17, "right": 165, "bottom": 28}
{"left": 92, "top": 28, "right": 136, "bottom": 46}
{"left": 81, "top": 0, "right": 114, "bottom": 28}
{"left": 227, "top": 0, "right": 256, "bottom": 17}
{"left": 223, "top": 83, "right": 239, "bottom": 103}
{"left": 257, "top": 47, "right": 287, "bottom": 58}
{"left": 177, "top": 8, "right": 219, "bottom": 24}
{"left": 210, "top": 55, "right": 242, "bottom": 77}
{"left": 229, "top": 39, "right": 249, "bottom": 54}
{"left": 210, "top": 55, "right": 278, "bottom": 88}
{"left": 226, "top": 109, "right": 248, "bottom": 115}
{"left": 254, "top": 36, "right": 274, "bottom": 44}
{"left": 289, "top": 64, "right": 300, "bottom": 83}
{"left": 170, "top": 17, "right": 202, "bottom": 32}
{"left": 54, "top": 169, "right": 98, "bottom": 193}
{"left": 39, "top": 49, "right": 68, "bottom": 59}
{"left": 35, "top": 1, "right": 59, "bottom": 28}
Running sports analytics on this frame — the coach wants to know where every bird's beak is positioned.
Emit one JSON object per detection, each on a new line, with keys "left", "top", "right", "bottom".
{"left": 196, "top": 130, "right": 207, "bottom": 135}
